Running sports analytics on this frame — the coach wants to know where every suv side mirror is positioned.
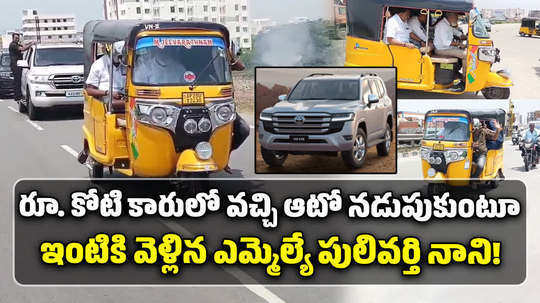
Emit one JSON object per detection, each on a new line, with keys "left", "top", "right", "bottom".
{"left": 367, "top": 94, "right": 379, "bottom": 104}
{"left": 17, "top": 60, "right": 29, "bottom": 68}
{"left": 278, "top": 94, "right": 287, "bottom": 102}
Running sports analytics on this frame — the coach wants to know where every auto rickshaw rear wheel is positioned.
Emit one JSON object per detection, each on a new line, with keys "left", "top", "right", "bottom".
{"left": 482, "top": 87, "right": 510, "bottom": 99}
{"left": 88, "top": 157, "right": 104, "bottom": 179}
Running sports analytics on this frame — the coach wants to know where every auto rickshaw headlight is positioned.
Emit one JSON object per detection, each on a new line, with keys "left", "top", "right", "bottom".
{"left": 184, "top": 119, "right": 198, "bottom": 135}
{"left": 195, "top": 142, "right": 213, "bottom": 160}
{"left": 420, "top": 147, "right": 431, "bottom": 160}
{"left": 216, "top": 104, "right": 234, "bottom": 122}
{"left": 150, "top": 107, "right": 169, "bottom": 125}
{"left": 478, "top": 47, "right": 497, "bottom": 63}
{"left": 198, "top": 118, "right": 212, "bottom": 133}
{"left": 135, "top": 101, "right": 180, "bottom": 131}
{"left": 444, "top": 149, "right": 467, "bottom": 163}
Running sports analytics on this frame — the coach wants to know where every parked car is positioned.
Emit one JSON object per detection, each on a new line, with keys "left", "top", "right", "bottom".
{"left": 0, "top": 51, "right": 14, "bottom": 99}
{"left": 17, "top": 43, "right": 84, "bottom": 120}
{"left": 258, "top": 73, "right": 394, "bottom": 169}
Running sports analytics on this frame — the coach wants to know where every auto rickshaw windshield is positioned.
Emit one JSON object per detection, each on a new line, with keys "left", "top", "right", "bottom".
{"left": 424, "top": 116, "right": 469, "bottom": 142}
{"left": 132, "top": 35, "right": 232, "bottom": 86}
{"left": 472, "top": 17, "right": 490, "bottom": 39}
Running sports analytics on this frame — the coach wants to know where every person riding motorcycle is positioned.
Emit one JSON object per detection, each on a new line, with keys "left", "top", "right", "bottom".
{"left": 521, "top": 122, "right": 539, "bottom": 166}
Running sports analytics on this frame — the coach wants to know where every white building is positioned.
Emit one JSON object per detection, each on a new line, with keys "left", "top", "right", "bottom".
{"left": 251, "top": 18, "right": 276, "bottom": 35}
{"left": 103, "top": 0, "right": 252, "bottom": 49}
{"left": 22, "top": 9, "right": 78, "bottom": 44}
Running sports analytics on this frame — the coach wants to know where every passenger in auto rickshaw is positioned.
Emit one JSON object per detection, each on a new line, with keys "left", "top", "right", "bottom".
{"left": 85, "top": 41, "right": 126, "bottom": 111}
{"left": 383, "top": 8, "right": 417, "bottom": 49}
{"left": 408, "top": 10, "right": 434, "bottom": 52}
{"left": 434, "top": 12, "right": 468, "bottom": 91}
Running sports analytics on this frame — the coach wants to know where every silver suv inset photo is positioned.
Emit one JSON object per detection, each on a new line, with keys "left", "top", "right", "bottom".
{"left": 256, "top": 67, "right": 396, "bottom": 174}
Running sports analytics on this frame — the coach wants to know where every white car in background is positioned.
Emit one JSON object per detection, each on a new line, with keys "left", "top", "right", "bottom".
{"left": 17, "top": 43, "right": 84, "bottom": 120}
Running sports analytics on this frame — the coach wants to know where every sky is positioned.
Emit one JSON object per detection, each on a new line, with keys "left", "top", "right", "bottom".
{"left": 1, "top": 0, "right": 540, "bottom": 33}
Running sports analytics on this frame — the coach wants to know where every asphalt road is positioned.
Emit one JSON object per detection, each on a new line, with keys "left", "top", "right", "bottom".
{"left": 399, "top": 23, "right": 540, "bottom": 100}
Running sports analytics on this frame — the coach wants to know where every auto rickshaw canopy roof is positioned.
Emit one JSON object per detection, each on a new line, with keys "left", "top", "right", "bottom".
{"left": 82, "top": 20, "right": 231, "bottom": 76}
{"left": 425, "top": 109, "right": 507, "bottom": 128}
{"left": 521, "top": 18, "right": 540, "bottom": 27}
{"left": 347, "top": 0, "right": 474, "bottom": 41}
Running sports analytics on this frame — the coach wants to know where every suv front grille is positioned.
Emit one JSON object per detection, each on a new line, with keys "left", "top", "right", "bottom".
{"left": 263, "top": 113, "right": 344, "bottom": 135}
{"left": 51, "top": 74, "right": 84, "bottom": 90}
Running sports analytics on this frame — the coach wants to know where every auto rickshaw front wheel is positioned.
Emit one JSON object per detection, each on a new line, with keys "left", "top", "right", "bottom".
{"left": 489, "top": 169, "right": 505, "bottom": 189}
{"left": 427, "top": 183, "right": 446, "bottom": 196}
{"left": 482, "top": 87, "right": 510, "bottom": 99}
{"left": 88, "top": 157, "right": 104, "bottom": 179}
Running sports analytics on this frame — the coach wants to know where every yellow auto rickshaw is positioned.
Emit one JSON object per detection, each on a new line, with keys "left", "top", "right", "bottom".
{"left": 519, "top": 17, "right": 540, "bottom": 37}
{"left": 421, "top": 109, "right": 505, "bottom": 194}
{"left": 345, "top": 0, "right": 513, "bottom": 99}
{"left": 79, "top": 20, "right": 242, "bottom": 178}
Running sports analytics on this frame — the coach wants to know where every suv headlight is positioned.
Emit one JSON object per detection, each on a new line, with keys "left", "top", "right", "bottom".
{"left": 478, "top": 47, "right": 496, "bottom": 63}
{"left": 208, "top": 100, "right": 236, "bottom": 129}
{"left": 260, "top": 112, "right": 273, "bottom": 122}
{"left": 135, "top": 101, "right": 180, "bottom": 132}
{"left": 29, "top": 74, "right": 50, "bottom": 84}
{"left": 444, "top": 149, "right": 468, "bottom": 163}
{"left": 331, "top": 113, "right": 355, "bottom": 122}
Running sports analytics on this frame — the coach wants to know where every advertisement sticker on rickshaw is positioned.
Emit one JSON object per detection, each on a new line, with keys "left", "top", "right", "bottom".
{"left": 184, "top": 71, "right": 196, "bottom": 83}
{"left": 136, "top": 36, "right": 226, "bottom": 50}
{"left": 467, "top": 46, "right": 479, "bottom": 84}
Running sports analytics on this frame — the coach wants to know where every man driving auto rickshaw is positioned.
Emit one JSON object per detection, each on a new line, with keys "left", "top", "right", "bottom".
{"left": 421, "top": 109, "right": 505, "bottom": 195}
{"left": 79, "top": 20, "right": 248, "bottom": 179}
{"left": 345, "top": 0, "right": 513, "bottom": 99}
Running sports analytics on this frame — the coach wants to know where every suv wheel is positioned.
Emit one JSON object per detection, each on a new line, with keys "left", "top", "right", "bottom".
{"left": 342, "top": 129, "right": 367, "bottom": 168}
{"left": 261, "top": 147, "right": 288, "bottom": 167}
{"left": 377, "top": 124, "right": 392, "bottom": 156}
{"left": 27, "top": 88, "right": 40, "bottom": 120}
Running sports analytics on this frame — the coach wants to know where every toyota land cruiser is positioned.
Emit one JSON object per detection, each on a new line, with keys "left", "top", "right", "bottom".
{"left": 258, "top": 73, "right": 394, "bottom": 169}
{"left": 17, "top": 43, "right": 84, "bottom": 120}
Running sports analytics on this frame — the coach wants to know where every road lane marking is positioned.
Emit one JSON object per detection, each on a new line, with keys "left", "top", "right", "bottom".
{"left": 61, "top": 145, "right": 91, "bottom": 169}
{"left": 7, "top": 106, "right": 18, "bottom": 113}
{"left": 161, "top": 220, "right": 286, "bottom": 303}
{"left": 26, "top": 119, "right": 44, "bottom": 131}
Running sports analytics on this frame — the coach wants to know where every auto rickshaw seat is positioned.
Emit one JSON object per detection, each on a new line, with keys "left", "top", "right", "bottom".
{"left": 430, "top": 55, "right": 459, "bottom": 64}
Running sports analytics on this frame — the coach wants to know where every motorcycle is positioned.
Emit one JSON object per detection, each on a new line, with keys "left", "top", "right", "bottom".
{"left": 520, "top": 139, "right": 539, "bottom": 171}
{"left": 512, "top": 132, "right": 521, "bottom": 145}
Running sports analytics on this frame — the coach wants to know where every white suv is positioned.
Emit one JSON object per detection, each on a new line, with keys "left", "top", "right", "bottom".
{"left": 17, "top": 44, "right": 84, "bottom": 120}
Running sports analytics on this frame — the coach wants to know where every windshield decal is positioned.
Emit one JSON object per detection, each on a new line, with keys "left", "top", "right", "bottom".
{"left": 136, "top": 36, "right": 225, "bottom": 50}
{"left": 184, "top": 71, "right": 196, "bottom": 83}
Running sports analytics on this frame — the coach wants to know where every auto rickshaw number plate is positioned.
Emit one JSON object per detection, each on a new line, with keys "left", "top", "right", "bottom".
{"left": 182, "top": 92, "right": 205, "bottom": 105}
{"left": 433, "top": 143, "right": 445, "bottom": 151}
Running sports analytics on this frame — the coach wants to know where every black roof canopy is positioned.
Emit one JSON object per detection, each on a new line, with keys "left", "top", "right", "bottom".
{"left": 82, "top": 20, "right": 231, "bottom": 76}
{"left": 347, "top": 0, "right": 474, "bottom": 41}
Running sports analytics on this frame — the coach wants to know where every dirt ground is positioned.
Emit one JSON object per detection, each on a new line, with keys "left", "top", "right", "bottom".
{"left": 255, "top": 129, "right": 397, "bottom": 174}
{"left": 233, "top": 71, "right": 254, "bottom": 115}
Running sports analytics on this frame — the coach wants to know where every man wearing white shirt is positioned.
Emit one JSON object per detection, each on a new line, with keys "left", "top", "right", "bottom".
{"left": 434, "top": 13, "right": 467, "bottom": 61}
{"left": 85, "top": 41, "right": 126, "bottom": 106}
{"left": 408, "top": 12, "right": 434, "bottom": 52}
{"left": 384, "top": 8, "right": 416, "bottom": 49}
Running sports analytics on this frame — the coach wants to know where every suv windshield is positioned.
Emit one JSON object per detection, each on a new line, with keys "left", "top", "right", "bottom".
{"left": 288, "top": 79, "right": 359, "bottom": 101}
{"left": 133, "top": 36, "right": 232, "bottom": 86}
{"left": 34, "top": 48, "right": 84, "bottom": 66}
{"left": 424, "top": 116, "right": 469, "bottom": 142}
